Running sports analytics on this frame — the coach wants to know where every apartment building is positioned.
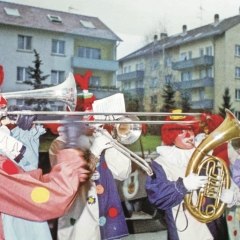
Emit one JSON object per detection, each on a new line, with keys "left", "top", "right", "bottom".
{"left": 0, "top": 1, "right": 121, "bottom": 109}
{"left": 117, "top": 12, "right": 240, "bottom": 118}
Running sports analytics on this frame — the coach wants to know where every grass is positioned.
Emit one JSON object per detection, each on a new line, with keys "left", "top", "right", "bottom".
{"left": 127, "top": 135, "right": 161, "bottom": 153}
{"left": 39, "top": 133, "right": 161, "bottom": 153}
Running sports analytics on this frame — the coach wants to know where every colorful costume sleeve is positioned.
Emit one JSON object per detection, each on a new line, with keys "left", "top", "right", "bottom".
{"left": 0, "top": 152, "right": 83, "bottom": 221}
{"left": 232, "top": 159, "right": 240, "bottom": 188}
{"left": 145, "top": 161, "right": 188, "bottom": 210}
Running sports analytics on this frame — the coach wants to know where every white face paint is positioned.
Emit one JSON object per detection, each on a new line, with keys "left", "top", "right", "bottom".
{"left": 173, "top": 129, "right": 195, "bottom": 149}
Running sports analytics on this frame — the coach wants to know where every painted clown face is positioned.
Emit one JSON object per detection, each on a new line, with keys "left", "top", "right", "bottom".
{"left": 173, "top": 129, "right": 195, "bottom": 149}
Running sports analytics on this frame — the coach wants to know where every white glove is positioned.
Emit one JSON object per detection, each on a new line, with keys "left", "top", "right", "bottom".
{"left": 90, "top": 135, "right": 112, "bottom": 158}
{"left": 183, "top": 173, "right": 208, "bottom": 191}
{"left": 220, "top": 189, "right": 234, "bottom": 204}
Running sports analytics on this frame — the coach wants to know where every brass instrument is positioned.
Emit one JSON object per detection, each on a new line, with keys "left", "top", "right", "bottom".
{"left": 2, "top": 72, "right": 77, "bottom": 112}
{"left": 184, "top": 109, "right": 240, "bottom": 223}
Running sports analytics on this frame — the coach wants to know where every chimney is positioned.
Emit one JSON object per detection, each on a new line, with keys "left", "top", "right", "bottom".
{"left": 214, "top": 14, "right": 219, "bottom": 25}
{"left": 160, "top": 32, "right": 168, "bottom": 39}
{"left": 153, "top": 35, "right": 158, "bottom": 44}
{"left": 182, "top": 25, "right": 187, "bottom": 35}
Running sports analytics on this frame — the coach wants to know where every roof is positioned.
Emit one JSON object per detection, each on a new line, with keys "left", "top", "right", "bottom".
{"left": 119, "top": 14, "right": 240, "bottom": 61}
{"left": 0, "top": 1, "right": 122, "bottom": 41}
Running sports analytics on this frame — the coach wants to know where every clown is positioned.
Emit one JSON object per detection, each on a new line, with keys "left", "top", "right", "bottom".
{"left": 0, "top": 66, "right": 92, "bottom": 240}
{"left": 145, "top": 109, "right": 239, "bottom": 240}
{"left": 49, "top": 71, "right": 131, "bottom": 240}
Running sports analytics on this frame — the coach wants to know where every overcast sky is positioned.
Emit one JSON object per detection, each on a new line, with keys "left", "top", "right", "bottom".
{"left": 4, "top": 0, "right": 240, "bottom": 58}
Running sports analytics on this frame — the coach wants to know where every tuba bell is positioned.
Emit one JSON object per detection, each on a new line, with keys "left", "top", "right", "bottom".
{"left": 184, "top": 109, "right": 240, "bottom": 223}
{"left": 2, "top": 72, "right": 77, "bottom": 111}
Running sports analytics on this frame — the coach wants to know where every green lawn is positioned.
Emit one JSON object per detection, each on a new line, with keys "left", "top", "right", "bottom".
{"left": 39, "top": 134, "right": 161, "bottom": 153}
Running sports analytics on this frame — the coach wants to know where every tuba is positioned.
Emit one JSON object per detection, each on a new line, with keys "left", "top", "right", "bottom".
{"left": 184, "top": 109, "right": 240, "bottom": 223}
{"left": 2, "top": 72, "right": 77, "bottom": 111}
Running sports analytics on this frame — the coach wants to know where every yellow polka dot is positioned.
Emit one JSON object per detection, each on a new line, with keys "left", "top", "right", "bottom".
{"left": 31, "top": 187, "right": 50, "bottom": 203}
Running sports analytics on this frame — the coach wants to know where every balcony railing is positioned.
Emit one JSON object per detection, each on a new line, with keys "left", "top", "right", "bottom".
{"left": 172, "top": 55, "right": 214, "bottom": 70}
{"left": 191, "top": 99, "right": 213, "bottom": 109}
{"left": 117, "top": 70, "right": 144, "bottom": 81}
{"left": 123, "top": 88, "right": 144, "bottom": 96}
{"left": 88, "top": 87, "right": 119, "bottom": 99}
{"left": 173, "top": 77, "right": 214, "bottom": 89}
{"left": 71, "top": 57, "right": 118, "bottom": 71}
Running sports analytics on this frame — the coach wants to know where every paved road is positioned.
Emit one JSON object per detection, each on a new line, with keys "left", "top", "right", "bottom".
{"left": 124, "top": 230, "right": 167, "bottom": 240}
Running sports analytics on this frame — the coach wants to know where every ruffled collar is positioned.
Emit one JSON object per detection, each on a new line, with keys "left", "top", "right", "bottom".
{"left": 156, "top": 145, "right": 195, "bottom": 167}
{"left": 156, "top": 134, "right": 207, "bottom": 167}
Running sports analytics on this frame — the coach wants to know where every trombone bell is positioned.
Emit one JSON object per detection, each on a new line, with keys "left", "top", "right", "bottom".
{"left": 114, "top": 116, "right": 142, "bottom": 145}
{"left": 2, "top": 72, "right": 77, "bottom": 111}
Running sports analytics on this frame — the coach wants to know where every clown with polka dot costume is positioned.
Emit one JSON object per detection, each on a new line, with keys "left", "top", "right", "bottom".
{"left": 49, "top": 72, "right": 131, "bottom": 240}
{"left": 0, "top": 66, "right": 92, "bottom": 239}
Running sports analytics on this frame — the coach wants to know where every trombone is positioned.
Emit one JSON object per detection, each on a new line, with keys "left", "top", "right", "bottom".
{"left": 0, "top": 72, "right": 201, "bottom": 176}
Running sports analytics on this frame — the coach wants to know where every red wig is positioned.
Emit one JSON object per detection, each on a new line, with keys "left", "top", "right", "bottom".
{"left": 161, "top": 115, "right": 199, "bottom": 146}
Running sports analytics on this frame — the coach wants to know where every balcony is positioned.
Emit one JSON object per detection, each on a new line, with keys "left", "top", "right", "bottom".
{"left": 173, "top": 77, "right": 214, "bottom": 90}
{"left": 172, "top": 55, "right": 214, "bottom": 71}
{"left": 123, "top": 87, "right": 144, "bottom": 96}
{"left": 88, "top": 87, "right": 119, "bottom": 99}
{"left": 117, "top": 70, "right": 144, "bottom": 81}
{"left": 71, "top": 57, "right": 118, "bottom": 72}
{"left": 191, "top": 99, "right": 213, "bottom": 109}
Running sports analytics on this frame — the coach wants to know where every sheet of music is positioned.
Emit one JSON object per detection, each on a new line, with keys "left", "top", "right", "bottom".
{"left": 92, "top": 93, "right": 126, "bottom": 120}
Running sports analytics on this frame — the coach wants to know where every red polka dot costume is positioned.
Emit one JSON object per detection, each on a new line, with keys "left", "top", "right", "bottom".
{"left": 0, "top": 149, "right": 90, "bottom": 240}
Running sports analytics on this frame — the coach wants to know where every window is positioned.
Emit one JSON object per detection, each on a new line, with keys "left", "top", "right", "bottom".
{"left": 180, "top": 52, "right": 187, "bottom": 60}
{"left": 123, "top": 67, "right": 127, "bottom": 73}
{"left": 17, "top": 67, "right": 30, "bottom": 81}
{"left": 47, "top": 14, "right": 62, "bottom": 23}
{"left": 51, "top": 71, "right": 65, "bottom": 85}
{"left": 235, "top": 89, "right": 240, "bottom": 100}
{"left": 151, "top": 95, "right": 157, "bottom": 105}
{"left": 200, "top": 69, "right": 205, "bottom": 78}
{"left": 123, "top": 82, "right": 131, "bottom": 90}
{"left": 80, "top": 20, "right": 95, "bottom": 29}
{"left": 206, "top": 68, "right": 212, "bottom": 77}
{"left": 128, "top": 66, "right": 131, "bottom": 72}
{"left": 151, "top": 60, "right": 159, "bottom": 70}
{"left": 4, "top": 7, "right": 20, "bottom": 16}
{"left": 235, "top": 45, "right": 240, "bottom": 56}
{"left": 181, "top": 71, "right": 192, "bottom": 81}
{"left": 165, "top": 74, "right": 172, "bottom": 83}
{"left": 206, "top": 46, "right": 212, "bottom": 56}
{"left": 136, "top": 63, "right": 139, "bottom": 70}
{"left": 139, "top": 63, "right": 144, "bottom": 70}
{"left": 165, "top": 56, "right": 172, "bottom": 67}
{"left": 18, "top": 35, "right": 32, "bottom": 50}
{"left": 188, "top": 51, "right": 192, "bottom": 59}
{"left": 235, "top": 111, "right": 240, "bottom": 120}
{"left": 135, "top": 80, "right": 143, "bottom": 88}
{"left": 199, "top": 48, "right": 204, "bottom": 56}
{"left": 77, "top": 47, "right": 101, "bottom": 59}
{"left": 150, "top": 77, "right": 158, "bottom": 88}
{"left": 52, "top": 40, "right": 65, "bottom": 54}
{"left": 235, "top": 67, "right": 240, "bottom": 78}
{"left": 89, "top": 76, "right": 100, "bottom": 87}
{"left": 200, "top": 90, "right": 205, "bottom": 101}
